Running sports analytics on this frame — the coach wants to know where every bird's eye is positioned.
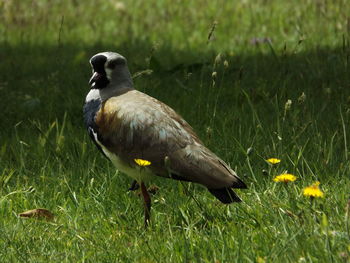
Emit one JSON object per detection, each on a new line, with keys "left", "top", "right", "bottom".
{"left": 107, "top": 60, "right": 117, "bottom": 69}
{"left": 107, "top": 58, "right": 125, "bottom": 69}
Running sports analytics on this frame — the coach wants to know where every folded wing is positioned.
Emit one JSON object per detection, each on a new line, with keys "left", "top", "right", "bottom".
{"left": 95, "top": 90, "right": 246, "bottom": 192}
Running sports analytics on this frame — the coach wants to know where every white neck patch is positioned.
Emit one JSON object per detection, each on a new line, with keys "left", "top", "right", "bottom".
{"left": 85, "top": 88, "right": 101, "bottom": 102}
{"left": 105, "top": 67, "right": 112, "bottom": 80}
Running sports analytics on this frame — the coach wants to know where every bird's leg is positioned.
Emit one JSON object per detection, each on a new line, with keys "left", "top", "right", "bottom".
{"left": 128, "top": 180, "right": 139, "bottom": 191}
{"left": 140, "top": 182, "right": 151, "bottom": 227}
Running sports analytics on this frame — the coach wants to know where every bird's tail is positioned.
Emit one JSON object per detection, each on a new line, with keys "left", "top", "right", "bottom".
{"left": 208, "top": 188, "right": 241, "bottom": 203}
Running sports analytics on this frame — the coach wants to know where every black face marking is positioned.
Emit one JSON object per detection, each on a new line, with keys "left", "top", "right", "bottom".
{"left": 90, "top": 55, "right": 107, "bottom": 74}
{"left": 90, "top": 55, "right": 109, "bottom": 89}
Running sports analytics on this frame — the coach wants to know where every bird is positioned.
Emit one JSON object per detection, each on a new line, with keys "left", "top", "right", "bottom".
{"left": 83, "top": 52, "right": 247, "bottom": 226}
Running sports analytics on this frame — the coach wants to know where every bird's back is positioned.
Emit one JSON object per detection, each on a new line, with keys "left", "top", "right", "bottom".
{"left": 92, "top": 90, "right": 246, "bottom": 192}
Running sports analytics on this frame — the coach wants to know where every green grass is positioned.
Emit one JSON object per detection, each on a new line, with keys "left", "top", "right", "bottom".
{"left": 1, "top": 0, "right": 350, "bottom": 262}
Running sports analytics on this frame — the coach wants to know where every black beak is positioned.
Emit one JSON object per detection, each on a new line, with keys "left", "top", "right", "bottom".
{"left": 89, "top": 72, "right": 102, "bottom": 85}
{"left": 88, "top": 69, "right": 109, "bottom": 89}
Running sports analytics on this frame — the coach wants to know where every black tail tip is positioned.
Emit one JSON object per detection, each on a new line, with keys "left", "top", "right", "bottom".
{"left": 208, "top": 188, "right": 242, "bottom": 204}
{"left": 233, "top": 178, "right": 248, "bottom": 189}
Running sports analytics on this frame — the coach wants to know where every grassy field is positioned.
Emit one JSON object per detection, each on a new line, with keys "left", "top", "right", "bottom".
{"left": 1, "top": 0, "right": 350, "bottom": 262}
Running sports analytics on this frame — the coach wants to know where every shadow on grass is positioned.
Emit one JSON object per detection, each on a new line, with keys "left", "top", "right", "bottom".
{"left": 1, "top": 40, "right": 349, "bottom": 127}
{"left": 1, "top": 40, "right": 349, "bottom": 179}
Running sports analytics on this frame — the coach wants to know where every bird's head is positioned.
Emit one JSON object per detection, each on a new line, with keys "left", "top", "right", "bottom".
{"left": 89, "top": 52, "right": 133, "bottom": 92}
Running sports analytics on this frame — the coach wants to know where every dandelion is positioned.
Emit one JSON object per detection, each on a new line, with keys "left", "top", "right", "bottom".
{"left": 134, "top": 159, "right": 151, "bottom": 167}
{"left": 266, "top": 158, "right": 281, "bottom": 165}
{"left": 273, "top": 173, "right": 297, "bottom": 183}
{"left": 303, "top": 181, "right": 324, "bottom": 198}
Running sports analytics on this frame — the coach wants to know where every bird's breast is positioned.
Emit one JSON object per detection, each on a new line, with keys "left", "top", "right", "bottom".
{"left": 90, "top": 127, "right": 154, "bottom": 182}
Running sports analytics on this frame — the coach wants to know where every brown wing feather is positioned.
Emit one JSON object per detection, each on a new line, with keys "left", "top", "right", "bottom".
{"left": 95, "top": 90, "right": 244, "bottom": 189}
{"left": 168, "top": 145, "right": 246, "bottom": 188}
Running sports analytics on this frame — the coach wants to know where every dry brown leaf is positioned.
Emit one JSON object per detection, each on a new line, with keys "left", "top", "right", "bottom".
{"left": 19, "top": 208, "right": 54, "bottom": 221}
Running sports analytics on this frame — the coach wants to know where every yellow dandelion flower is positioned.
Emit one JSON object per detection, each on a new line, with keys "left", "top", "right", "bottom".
{"left": 134, "top": 159, "right": 151, "bottom": 167}
{"left": 273, "top": 173, "right": 297, "bottom": 183}
{"left": 266, "top": 158, "right": 281, "bottom": 165}
{"left": 303, "top": 181, "right": 324, "bottom": 198}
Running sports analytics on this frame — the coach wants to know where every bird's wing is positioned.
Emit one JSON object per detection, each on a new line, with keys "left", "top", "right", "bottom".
{"left": 168, "top": 144, "right": 246, "bottom": 189}
{"left": 95, "top": 90, "right": 245, "bottom": 189}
